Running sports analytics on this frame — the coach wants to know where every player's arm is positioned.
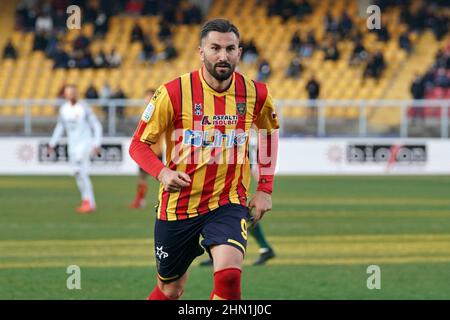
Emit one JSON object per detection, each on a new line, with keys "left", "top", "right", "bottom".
{"left": 129, "top": 85, "right": 190, "bottom": 192}
{"left": 48, "top": 112, "right": 65, "bottom": 154}
{"left": 86, "top": 104, "right": 103, "bottom": 155}
{"left": 248, "top": 86, "right": 279, "bottom": 224}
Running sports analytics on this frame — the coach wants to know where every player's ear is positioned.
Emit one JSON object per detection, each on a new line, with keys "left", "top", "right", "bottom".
{"left": 198, "top": 45, "right": 204, "bottom": 63}
{"left": 237, "top": 46, "right": 243, "bottom": 60}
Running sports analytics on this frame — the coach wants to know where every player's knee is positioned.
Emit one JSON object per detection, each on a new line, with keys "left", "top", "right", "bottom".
{"left": 159, "top": 281, "right": 184, "bottom": 300}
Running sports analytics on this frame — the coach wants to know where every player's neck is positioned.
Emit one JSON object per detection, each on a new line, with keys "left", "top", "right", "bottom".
{"left": 201, "top": 66, "right": 232, "bottom": 93}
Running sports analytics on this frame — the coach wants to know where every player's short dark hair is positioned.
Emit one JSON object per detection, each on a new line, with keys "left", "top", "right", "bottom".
{"left": 145, "top": 88, "right": 156, "bottom": 95}
{"left": 200, "top": 19, "right": 240, "bottom": 43}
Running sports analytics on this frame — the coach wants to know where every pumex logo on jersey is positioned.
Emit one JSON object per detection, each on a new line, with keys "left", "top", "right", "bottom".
{"left": 183, "top": 129, "right": 248, "bottom": 148}
{"left": 194, "top": 103, "right": 203, "bottom": 116}
{"left": 201, "top": 115, "right": 238, "bottom": 126}
{"left": 38, "top": 143, "right": 123, "bottom": 163}
{"left": 347, "top": 144, "right": 427, "bottom": 165}
{"left": 236, "top": 103, "right": 246, "bottom": 116}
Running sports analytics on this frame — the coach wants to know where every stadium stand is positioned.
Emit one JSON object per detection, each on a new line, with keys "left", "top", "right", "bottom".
{"left": 0, "top": 0, "right": 449, "bottom": 132}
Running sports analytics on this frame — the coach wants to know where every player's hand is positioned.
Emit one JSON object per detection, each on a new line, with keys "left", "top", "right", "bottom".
{"left": 92, "top": 146, "right": 102, "bottom": 157}
{"left": 248, "top": 191, "right": 272, "bottom": 226}
{"left": 158, "top": 167, "right": 191, "bottom": 193}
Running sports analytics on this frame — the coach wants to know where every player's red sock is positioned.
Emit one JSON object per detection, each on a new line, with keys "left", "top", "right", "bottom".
{"left": 210, "top": 268, "right": 242, "bottom": 300}
{"left": 148, "top": 285, "right": 174, "bottom": 300}
{"left": 137, "top": 182, "right": 147, "bottom": 201}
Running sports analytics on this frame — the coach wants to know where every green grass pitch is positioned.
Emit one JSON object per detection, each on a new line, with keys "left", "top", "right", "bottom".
{"left": 1, "top": 175, "right": 450, "bottom": 299}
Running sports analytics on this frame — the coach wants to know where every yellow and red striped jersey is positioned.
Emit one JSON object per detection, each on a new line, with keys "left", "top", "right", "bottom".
{"left": 137, "top": 68, "right": 279, "bottom": 221}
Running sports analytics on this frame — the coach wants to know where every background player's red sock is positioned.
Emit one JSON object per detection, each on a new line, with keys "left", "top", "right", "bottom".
{"left": 210, "top": 268, "right": 242, "bottom": 300}
{"left": 137, "top": 182, "right": 147, "bottom": 201}
{"left": 148, "top": 285, "right": 173, "bottom": 300}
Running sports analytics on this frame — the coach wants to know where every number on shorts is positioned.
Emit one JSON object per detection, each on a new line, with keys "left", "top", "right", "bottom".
{"left": 241, "top": 218, "right": 248, "bottom": 240}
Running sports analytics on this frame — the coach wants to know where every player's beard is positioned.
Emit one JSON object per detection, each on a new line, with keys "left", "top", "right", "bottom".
{"left": 204, "top": 58, "right": 235, "bottom": 82}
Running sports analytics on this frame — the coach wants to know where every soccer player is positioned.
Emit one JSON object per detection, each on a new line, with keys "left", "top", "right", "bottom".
{"left": 128, "top": 88, "right": 163, "bottom": 209}
{"left": 129, "top": 19, "right": 279, "bottom": 300}
{"left": 48, "top": 84, "right": 103, "bottom": 213}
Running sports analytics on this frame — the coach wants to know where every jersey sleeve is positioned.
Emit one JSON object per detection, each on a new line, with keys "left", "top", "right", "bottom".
{"left": 49, "top": 109, "right": 65, "bottom": 148}
{"left": 139, "top": 85, "right": 174, "bottom": 145}
{"left": 85, "top": 105, "right": 103, "bottom": 148}
{"left": 254, "top": 87, "right": 279, "bottom": 133}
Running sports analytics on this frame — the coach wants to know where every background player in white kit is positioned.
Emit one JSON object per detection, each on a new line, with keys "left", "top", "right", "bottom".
{"left": 48, "top": 84, "right": 103, "bottom": 214}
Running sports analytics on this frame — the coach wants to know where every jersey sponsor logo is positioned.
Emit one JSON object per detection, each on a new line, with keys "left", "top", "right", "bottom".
{"left": 201, "top": 115, "right": 212, "bottom": 125}
{"left": 201, "top": 115, "right": 238, "bottom": 126}
{"left": 183, "top": 129, "right": 248, "bottom": 148}
{"left": 194, "top": 103, "right": 203, "bottom": 116}
{"left": 142, "top": 102, "right": 155, "bottom": 122}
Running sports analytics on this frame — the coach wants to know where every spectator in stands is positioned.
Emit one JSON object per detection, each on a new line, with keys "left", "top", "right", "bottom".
{"left": 53, "top": 8, "right": 67, "bottom": 33}
{"left": 73, "top": 32, "right": 91, "bottom": 52}
{"left": 299, "top": 30, "right": 316, "bottom": 58}
{"left": 338, "top": 11, "right": 353, "bottom": 39}
{"left": 131, "top": 21, "right": 145, "bottom": 43}
{"left": 93, "top": 49, "right": 107, "bottom": 68}
{"left": 15, "top": 1, "right": 37, "bottom": 32}
{"left": 33, "top": 31, "right": 48, "bottom": 51}
{"left": 35, "top": 12, "right": 53, "bottom": 34}
{"left": 435, "top": 68, "right": 450, "bottom": 88}
{"left": 78, "top": 50, "right": 94, "bottom": 69}
{"left": 349, "top": 38, "right": 368, "bottom": 66}
{"left": 142, "top": 0, "right": 159, "bottom": 15}
{"left": 323, "top": 38, "right": 340, "bottom": 61}
{"left": 85, "top": 83, "right": 99, "bottom": 99}
{"left": 45, "top": 33, "right": 60, "bottom": 59}
{"left": 94, "top": 10, "right": 109, "bottom": 38}
{"left": 183, "top": 3, "right": 203, "bottom": 24}
{"left": 374, "top": 24, "right": 390, "bottom": 43}
{"left": 306, "top": 75, "right": 320, "bottom": 122}
{"left": 158, "top": 20, "right": 172, "bottom": 42}
{"left": 285, "top": 55, "right": 304, "bottom": 79}
{"left": 140, "top": 36, "right": 156, "bottom": 63}
{"left": 106, "top": 48, "right": 122, "bottom": 68}
{"left": 257, "top": 58, "right": 271, "bottom": 82}
{"left": 161, "top": 38, "right": 178, "bottom": 61}
{"left": 324, "top": 10, "right": 339, "bottom": 37}
{"left": 289, "top": 31, "right": 302, "bottom": 52}
{"left": 241, "top": 39, "right": 259, "bottom": 64}
{"left": 306, "top": 76, "right": 320, "bottom": 100}
{"left": 411, "top": 74, "right": 425, "bottom": 99}
{"left": 84, "top": 1, "right": 99, "bottom": 23}
{"left": 399, "top": 31, "right": 413, "bottom": 55}
{"left": 410, "top": 73, "right": 426, "bottom": 124}
{"left": 364, "top": 50, "right": 386, "bottom": 80}
{"left": 52, "top": 45, "right": 69, "bottom": 69}
{"left": 160, "top": 1, "right": 177, "bottom": 24}
{"left": 295, "top": 0, "right": 313, "bottom": 21}
{"left": 2, "top": 39, "right": 18, "bottom": 59}
{"left": 126, "top": 0, "right": 144, "bottom": 15}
